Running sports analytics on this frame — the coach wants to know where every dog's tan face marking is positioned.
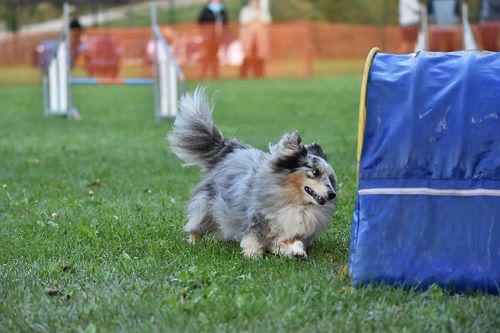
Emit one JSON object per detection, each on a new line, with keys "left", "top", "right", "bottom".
{"left": 283, "top": 172, "right": 308, "bottom": 204}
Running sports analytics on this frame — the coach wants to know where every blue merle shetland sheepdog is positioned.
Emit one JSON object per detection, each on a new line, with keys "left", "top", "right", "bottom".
{"left": 168, "top": 88, "right": 337, "bottom": 258}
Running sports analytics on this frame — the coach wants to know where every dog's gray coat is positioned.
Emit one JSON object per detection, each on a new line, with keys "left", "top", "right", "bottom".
{"left": 168, "top": 88, "right": 337, "bottom": 258}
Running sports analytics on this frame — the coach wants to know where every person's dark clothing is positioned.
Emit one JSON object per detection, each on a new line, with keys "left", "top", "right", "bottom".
{"left": 198, "top": 7, "right": 228, "bottom": 24}
{"left": 70, "top": 18, "right": 83, "bottom": 30}
{"left": 197, "top": 5, "right": 228, "bottom": 79}
{"left": 70, "top": 18, "right": 84, "bottom": 67}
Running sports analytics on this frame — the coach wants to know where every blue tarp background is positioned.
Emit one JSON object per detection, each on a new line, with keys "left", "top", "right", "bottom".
{"left": 349, "top": 50, "right": 500, "bottom": 293}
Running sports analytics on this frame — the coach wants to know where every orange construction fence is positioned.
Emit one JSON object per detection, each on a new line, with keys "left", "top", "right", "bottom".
{"left": 0, "top": 22, "right": 497, "bottom": 79}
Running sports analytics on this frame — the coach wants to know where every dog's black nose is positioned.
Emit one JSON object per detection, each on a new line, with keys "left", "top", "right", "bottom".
{"left": 327, "top": 191, "right": 336, "bottom": 200}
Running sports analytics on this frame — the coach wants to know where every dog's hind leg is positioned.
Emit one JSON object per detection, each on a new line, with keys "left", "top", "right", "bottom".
{"left": 184, "top": 191, "right": 218, "bottom": 243}
{"left": 185, "top": 213, "right": 218, "bottom": 243}
{"left": 185, "top": 215, "right": 217, "bottom": 244}
{"left": 188, "top": 232, "right": 203, "bottom": 244}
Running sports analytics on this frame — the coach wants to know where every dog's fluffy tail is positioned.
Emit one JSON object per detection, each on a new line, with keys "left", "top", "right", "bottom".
{"left": 168, "top": 87, "right": 244, "bottom": 171}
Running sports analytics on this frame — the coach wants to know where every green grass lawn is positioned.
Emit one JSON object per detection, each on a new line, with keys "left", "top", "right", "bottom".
{"left": 1, "top": 78, "right": 499, "bottom": 332}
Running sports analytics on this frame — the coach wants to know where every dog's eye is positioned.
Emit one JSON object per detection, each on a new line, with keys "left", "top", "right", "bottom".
{"left": 311, "top": 168, "right": 320, "bottom": 177}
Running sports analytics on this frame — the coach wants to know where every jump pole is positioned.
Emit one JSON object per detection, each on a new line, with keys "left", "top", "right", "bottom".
{"left": 42, "top": 0, "right": 184, "bottom": 120}
{"left": 151, "top": 0, "right": 184, "bottom": 120}
{"left": 43, "top": 1, "right": 73, "bottom": 118}
{"left": 71, "top": 77, "right": 154, "bottom": 85}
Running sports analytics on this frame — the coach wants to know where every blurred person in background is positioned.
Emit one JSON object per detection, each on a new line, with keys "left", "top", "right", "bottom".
{"left": 399, "top": 0, "right": 422, "bottom": 53}
{"left": 239, "top": 0, "right": 271, "bottom": 78}
{"left": 478, "top": 0, "right": 500, "bottom": 50}
{"left": 197, "top": 0, "right": 228, "bottom": 79}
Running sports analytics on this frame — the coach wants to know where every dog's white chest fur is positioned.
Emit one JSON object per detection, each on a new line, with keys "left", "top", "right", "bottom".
{"left": 267, "top": 204, "right": 331, "bottom": 245}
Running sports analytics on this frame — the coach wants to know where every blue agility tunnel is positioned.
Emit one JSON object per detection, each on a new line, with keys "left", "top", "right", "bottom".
{"left": 349, "top": 48, "right": 500, "bottom": 293}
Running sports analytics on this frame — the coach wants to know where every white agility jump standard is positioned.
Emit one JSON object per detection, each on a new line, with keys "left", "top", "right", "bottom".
{"left": 42, "top": 0, "right": 184, "bottom": 120}
{"left": 415, "top": 1, "right": 477, "bottom": 52}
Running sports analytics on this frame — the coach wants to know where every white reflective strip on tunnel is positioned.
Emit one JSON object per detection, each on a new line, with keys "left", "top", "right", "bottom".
{"left": 358, "top": 188, "right": 500, "bottom": 197}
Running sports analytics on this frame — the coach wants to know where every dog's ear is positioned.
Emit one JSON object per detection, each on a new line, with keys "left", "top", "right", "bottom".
{"left": 269, "top": 131, "right": 307, "bottom": 171}
{"left": 270, "top": 131, "right": 305, "bottom": 157}
{"left": 306, "top": 143, "right": 327, "bottom": 161}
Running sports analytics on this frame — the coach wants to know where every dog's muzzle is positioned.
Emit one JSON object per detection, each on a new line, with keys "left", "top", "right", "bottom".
{"left": 304, "top": 186, "right": 326, "bottom": 205}
{"left": 327, "top": 190, "right": 336, "bottom": 200}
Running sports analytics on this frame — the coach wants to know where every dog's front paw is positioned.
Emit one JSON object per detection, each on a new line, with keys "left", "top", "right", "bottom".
{"left": 242, "top": 248, "right": 264, "bottom": 259}
{"left": 240, "top": 234, "right": 264, "bottom": 259}
{"left": 291, "top": 240, "right": 307, "bottom": 259}
{"left": 270, "top": 240, "right": 308, "bottom": 259}
{"left": 292, "top": 248, "right": 307, "bottom": 259}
